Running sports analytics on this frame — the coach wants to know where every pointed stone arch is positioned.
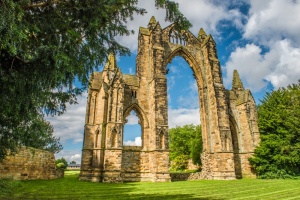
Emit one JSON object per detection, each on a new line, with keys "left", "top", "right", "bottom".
{"left": 80, "top": 16, "right": 260, "bottom": 182}
{"left": 165, "top": 46, "right": 204, "bottom": 82}
{"left": 122, "top": 104, "right": 145, "bottom": 148}
{"left": 123, "top": 103, "right": 149, "bottom": 128}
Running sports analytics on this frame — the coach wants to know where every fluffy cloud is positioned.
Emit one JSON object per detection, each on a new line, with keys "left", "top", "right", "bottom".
{"left": 46, "top": 93, "right": 87, "bottom": 144}
{"left": 117, "top": 0, "right": 244, "bottom": 52}
{"left": 55, "top": 150, "right": 82, "bottom": 164}
{"left": 244, "top": 0, "right": 300, "bottom": 45}
{"left": 224, "top": 43, "right": 271, "bottom": 91}
{"left": 175, "top": 0, "right": 244, "bottom": 33}
{"left": 126, "top": 111, "right": 139, "bottom": 125}
{"left": 123, "top": 137, "right": 142, "bottom": 146}
{"left": 224, "top": 39, "right": 300, "bottom": 91}
{"left": 224, "top": 0, "right": 300, "bottom": 92}
{"left": 265, "top": 40, "right": 300, "bottom": 89}
{"left": 168, "top": 108, "right": 200, "bottom": 128}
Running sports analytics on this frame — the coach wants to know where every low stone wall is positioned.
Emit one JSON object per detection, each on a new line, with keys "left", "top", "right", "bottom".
{"left": 170, "top": 172, "right": 202, "bottom": 181}
{"left": 0, "top": 147, "right": 64, "bottom": 180}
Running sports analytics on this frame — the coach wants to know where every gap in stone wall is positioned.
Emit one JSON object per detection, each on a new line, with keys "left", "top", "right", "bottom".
{"left": 123, "top": 110, "right": 142, "bottom": 146}
{"left": 166, "top": 56, "right": 200, "bottom": 128}
{"left": 166, "top": 56, "right": 201, "bottom": 171}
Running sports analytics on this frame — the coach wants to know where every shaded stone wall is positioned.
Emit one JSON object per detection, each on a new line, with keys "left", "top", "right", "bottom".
{"left": 170, "top": 172, "right": 202, "bottom": 181}
{"left": 0, "top": 147, "right": 63, "bottom": 180}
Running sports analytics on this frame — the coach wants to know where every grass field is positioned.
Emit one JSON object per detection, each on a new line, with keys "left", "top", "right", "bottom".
{"left": 1, "top": 171, "right": 300, "bottom": 200}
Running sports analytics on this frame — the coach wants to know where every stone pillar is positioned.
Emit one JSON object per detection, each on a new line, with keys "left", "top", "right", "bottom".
{"left": 199, "top": 35, "right": 236, "bottom": 180}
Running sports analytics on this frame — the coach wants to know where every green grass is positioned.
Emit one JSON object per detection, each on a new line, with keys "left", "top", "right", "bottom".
{"left": 1, "top": 171, "right": 300, "bottom": 200}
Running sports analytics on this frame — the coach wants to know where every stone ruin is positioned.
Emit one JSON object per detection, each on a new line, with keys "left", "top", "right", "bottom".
{"left": 79, "top": 17, "right": 260, "bottom": 182}
{"left": 0, "top": 147, "right": 63, "bottom": 180}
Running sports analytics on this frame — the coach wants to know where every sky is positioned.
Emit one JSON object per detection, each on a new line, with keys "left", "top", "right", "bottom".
{"left": 48, "top": 0, "right": 300, "bottom": 164}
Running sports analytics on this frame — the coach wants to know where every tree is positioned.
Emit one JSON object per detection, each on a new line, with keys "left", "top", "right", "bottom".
{"left": 249, "top": 81, "right": 300, "bottom": 178}
{"left": 70, "top": 161, "right": 76, "bottom": 164}
{"left": 169, "top": 124, "right": 202, "bottom": 171}
{"left": 19, "top": 115, "right": 63, "bottom": 154}
{"left": 0, "top": 0, "right": 191, "bottom": 160}
{"left": 56, "top": 157, "right": 68, "bottom": 169}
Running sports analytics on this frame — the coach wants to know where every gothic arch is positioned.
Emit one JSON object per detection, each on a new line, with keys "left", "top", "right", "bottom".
{"left": 123, "top": 103, "right": 149, "bottom": 128}
{"left": 164, "top": 46, "right": 205, "bottom": 83}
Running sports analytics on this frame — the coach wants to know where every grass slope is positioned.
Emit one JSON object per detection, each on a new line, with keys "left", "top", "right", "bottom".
{"left": 1, "top": 171, "right": 300, "bottom": 200}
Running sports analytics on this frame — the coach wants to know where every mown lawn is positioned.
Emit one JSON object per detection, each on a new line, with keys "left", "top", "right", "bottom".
{"left": 1, "top": 171, "right": 300, "bottom": 200}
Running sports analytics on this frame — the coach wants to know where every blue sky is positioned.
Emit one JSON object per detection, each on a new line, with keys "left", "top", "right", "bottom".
{"left": 48, "top": 0, "right": 300, "bottom": 163}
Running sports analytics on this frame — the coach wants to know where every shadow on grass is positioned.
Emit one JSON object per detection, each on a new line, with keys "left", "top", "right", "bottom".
{"left": 0, "top": 173, "right": 225, "bottom": 200}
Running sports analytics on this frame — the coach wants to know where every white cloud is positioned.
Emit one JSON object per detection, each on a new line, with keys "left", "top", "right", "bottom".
{"left": 224, "top": 40, "right": 300, "bottom": 91}
{"left": 126, "top": 111, "right": 139, "bottom": 124}
{"left": 224, "top": 43, "right": 271, "bottom": 91}
{"left": 244, "top": 0, "right": 300, "bottom": 45}
{"left": 70, "top": 154, "right": 81, "bottom": 163}
{"left": 46, "top": 93, "right": 87, "bottom": 144}
{"left": 55, "top": 150, "right": 82, "bottom": 164}
{"left": 175, "top": 0, "right": 244, "bottom": 34}
{"left": 265, "top": 40, "right": 300, "bottom": 89}
{"left": 223, "top": 0, "right": 300, "bottom": 91}
{"left": 168, "top": 108, "right": 200, "bottom": 128}
{"left": 123, "top": 137, "right": 142, "bottom": 146}
{"left": 117, "top": 0, "right": 244, "bottom": 52}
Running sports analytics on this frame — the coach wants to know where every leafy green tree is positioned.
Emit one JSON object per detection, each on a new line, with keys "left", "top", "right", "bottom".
{"left": 19, "top": 115, "right": 63, "bottom": 153}
{"left": 56, "top": 157, "right": 68, "bottom": 169}
{"left": 249, "top": 81, "right": 300, "bottom": 178}
{"left": 0, "top": 0, "right": 191, "bottom": 160}
{"left": 169, "top": 124, "right": 202, "bottom": 171}
{"left": 70, "top": 161, "right": 76, "bottom": 164}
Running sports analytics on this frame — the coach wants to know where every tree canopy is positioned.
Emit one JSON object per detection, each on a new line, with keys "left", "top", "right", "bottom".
{"left": 169, "top": 124, "right": 202, "bottom": 171}
{"left": 249, "top": 81, "right": 300, "bottom": 178}
{"left": 0, "top": 0, "right": 191, "bottom": 160}
{"left": 56, "top": 157, "right": 68, "bottom": 169}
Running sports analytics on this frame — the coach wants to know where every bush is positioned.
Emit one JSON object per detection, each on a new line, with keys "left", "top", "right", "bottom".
{"left": 56, "top": 157, "right": 68, "bottom": 169}
{"left": 171, "top": 155, "right": 189, "bottom": 171}
{"left": 169, "top": 124, "right": 202, "bottom": 171}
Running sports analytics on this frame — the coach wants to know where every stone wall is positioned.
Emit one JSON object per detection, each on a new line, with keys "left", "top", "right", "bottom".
{"left": 0, "top": 147, "right": 63, "bottom": 180}
{"left": 170, "top": 172, "right": 202, "bottom": 181}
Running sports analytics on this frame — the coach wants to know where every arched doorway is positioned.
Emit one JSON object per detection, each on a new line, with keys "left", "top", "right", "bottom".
{"left": 166, "top": 56, "right": 201, "bottom": 170}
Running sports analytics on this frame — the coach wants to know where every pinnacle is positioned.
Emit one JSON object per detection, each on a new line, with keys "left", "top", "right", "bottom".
{"left": 232, "top": 70, "right": 245, "bottom": 91}
{"left": 149, "top": 16, "right": 156, "bottom": 24}
{"left": 198, "top": 28, "right": 207, "bottom": 36}
{"left": 104, "top": 53, "right": 116, "bottom": 70}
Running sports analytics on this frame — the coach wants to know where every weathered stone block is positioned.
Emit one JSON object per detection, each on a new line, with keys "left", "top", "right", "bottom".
{"left": 0, "top": 147, "right": 63, "bottom": 180}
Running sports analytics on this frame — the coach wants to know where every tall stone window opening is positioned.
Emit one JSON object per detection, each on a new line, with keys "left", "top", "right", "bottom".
{"left": 123, "top": 110, "right": 142, "bottom": 146}
{"left": 166, "top": 56, "right": 200, "bottom": 126}
{"left": 166, "top": 55, "right": 201, "bottom": 170}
